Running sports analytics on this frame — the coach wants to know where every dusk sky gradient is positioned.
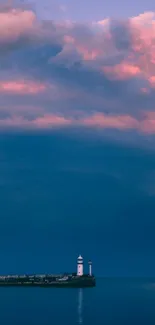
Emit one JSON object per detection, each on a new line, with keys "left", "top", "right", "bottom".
{"left": 1, "top": 0, "right": 155, "bottom": 276}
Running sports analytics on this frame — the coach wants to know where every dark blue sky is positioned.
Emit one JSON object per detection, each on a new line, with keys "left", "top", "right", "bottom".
{"left": 1, "top": 131, "right": 155, "bottom": 277}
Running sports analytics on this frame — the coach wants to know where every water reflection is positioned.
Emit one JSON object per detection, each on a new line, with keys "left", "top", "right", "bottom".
{"left": 77, "top": 288, "right": 83, "bottom": 324}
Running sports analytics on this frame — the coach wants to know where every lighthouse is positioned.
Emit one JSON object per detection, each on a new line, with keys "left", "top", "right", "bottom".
{"left": 77, "top": 255, "right": 83, "bottom": 276}
{"left": 88, "top": 260, "right": 92, "bottom": 276}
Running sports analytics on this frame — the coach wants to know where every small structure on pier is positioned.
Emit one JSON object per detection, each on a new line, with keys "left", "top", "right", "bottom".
{"left": 88, "top": 260, "right": 92, "bottom": 276}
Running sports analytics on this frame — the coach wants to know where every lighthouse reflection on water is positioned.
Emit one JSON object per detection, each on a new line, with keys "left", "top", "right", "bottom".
{"left": 77, "top": 255, "right": 84, "bottom": 324}
{"left": 76, "top": 256, "right": 93, "bottom": 324}
{"left": 77, "top": 288, "right": 83, "bottom": 324}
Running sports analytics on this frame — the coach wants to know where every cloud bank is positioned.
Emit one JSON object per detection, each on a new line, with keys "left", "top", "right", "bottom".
{"left": 1, "top": 5, "right": 155, "bottom": 139}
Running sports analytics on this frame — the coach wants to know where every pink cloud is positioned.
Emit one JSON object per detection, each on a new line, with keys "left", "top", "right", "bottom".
{"left": 63, "top": 12, "right": 155, "bottom": 85}
{"left": 33, "top": 114, "right": 72, "bottom": 128}
{"left": 0, "top": 80, "right": 47, "bottom": 94}
{"left": 1, "top": 106, "right": 155, "bottom": 139}
{"left": 0, "top": 8, "right": 37, "bottom": 44}
{"left": 139, "top": 111, "right": 155, "bottom": 134}
{"left": 75, "top": 46, "right": 100, "bottom": 60}
{"left": 63, "top": 32, "right": 103, "bottom": 61}
{"left": 148, "top": 76, "right": 155, "bottom": 88}
{"left": 1, "top": 111, "right": 155, "bottom": 135}
{"left": 0, "top": 114, "right": 72, "bottom": 129}
{"left": 80, "top": 112, "right": 155, "bottom": 135}
{"left": 102, "top": 63, "right": 141, "bottom": 80}
{"left": 80, "top": 113, "right": 139, "bottom": 130}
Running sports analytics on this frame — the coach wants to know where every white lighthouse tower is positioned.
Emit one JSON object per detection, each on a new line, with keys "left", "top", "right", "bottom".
{"left": 88, "top": 260, "right": 92, "bottom": 276}
{"left": 77, "top": 255, "right": 83, "bottom": 276}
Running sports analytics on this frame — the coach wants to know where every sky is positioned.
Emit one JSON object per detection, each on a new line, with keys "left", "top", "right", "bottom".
{"left": 1, "top": 0, "right": 155, "bottom": 276}
{"left": 35, "top": 0, "right": 155, "bottom": 22}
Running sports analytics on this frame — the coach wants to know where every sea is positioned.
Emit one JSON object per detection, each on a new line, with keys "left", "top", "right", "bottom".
{"left": 1, "top": 278, "right": 155, "bottom": 325}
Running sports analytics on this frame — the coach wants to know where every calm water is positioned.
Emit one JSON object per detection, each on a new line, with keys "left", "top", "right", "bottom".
{"left": 1, "top": 278, "right": 155, "bottom": 325}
